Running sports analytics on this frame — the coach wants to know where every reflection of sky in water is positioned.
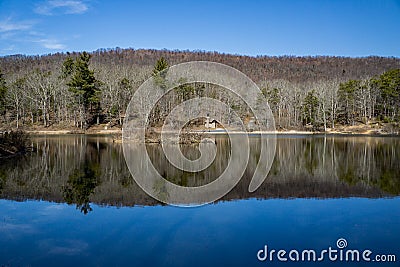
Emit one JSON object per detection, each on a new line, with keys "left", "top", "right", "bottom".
{"left": 0, "top": 198, "right": 399, "bottom": 266}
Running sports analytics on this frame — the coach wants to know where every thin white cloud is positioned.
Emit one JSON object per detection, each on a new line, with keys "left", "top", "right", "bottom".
{"left": 37, "top": 39, "right": 67, "bottom": 49}
{"left": 0, "top": 18, "right": 35, "bottom": 33}
{"left": 35, "top": 0, "right": 88, "bottom": 15}
{"left": 0, "top": 31, "right": 17, "bottom": 40}
{"left": 1, "top": 45, "right": 15, "bottom": 52}
{"left": 44, "top": 42, "right": 66, "bottom": 49}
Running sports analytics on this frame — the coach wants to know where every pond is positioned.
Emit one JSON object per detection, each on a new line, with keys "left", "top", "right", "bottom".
{"left": 0, "top": 134, "right": 399, "bottom": 266}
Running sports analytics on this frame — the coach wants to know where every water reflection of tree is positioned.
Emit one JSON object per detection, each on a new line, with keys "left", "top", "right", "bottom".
{"left": 146, "top": 138, "right": 230, "bottom": 187}
{"left": 0, "top": 169, "right": 7, "bottom": 193}
{"left": 1, "top": 135, "right": 399, "bottom": 207}
{"left": 153, "top": 179, "right": 169, "bottom": 203}
{"left": 63, "top": 161, "right": 100, "bottom": 214}
{"left": 375, "top": 169, "right": 400, "bottom": 195}
{"left": 303, "top": 139, "right": 319, "bottom": 175}
{"left": 337, "top": 138, "right": 400, "bottom": 195}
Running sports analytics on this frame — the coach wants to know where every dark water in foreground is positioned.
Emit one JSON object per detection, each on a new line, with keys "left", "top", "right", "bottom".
{"left": 0, "top": 135, "right": 399, "bottom": 266}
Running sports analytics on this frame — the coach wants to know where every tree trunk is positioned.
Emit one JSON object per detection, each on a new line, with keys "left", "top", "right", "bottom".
{"left": 322, "top": 103, "right": 327, "bottom": 131}
{"left": 16, "top": 107, "right": 19, "bottom": 129}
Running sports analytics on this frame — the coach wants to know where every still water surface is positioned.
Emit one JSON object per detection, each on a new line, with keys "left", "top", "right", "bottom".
{"left": 0, "top": 135, "right": 399, "bottom": 266}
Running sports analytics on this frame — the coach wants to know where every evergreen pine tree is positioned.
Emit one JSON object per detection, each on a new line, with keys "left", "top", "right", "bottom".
{"left": 66, "top": 52, "right": 101, "bottom": 127}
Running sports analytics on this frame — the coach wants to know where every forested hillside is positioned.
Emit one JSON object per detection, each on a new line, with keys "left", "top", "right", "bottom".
{"left": 0, "top": 48, "right": 399, "bottom": 131}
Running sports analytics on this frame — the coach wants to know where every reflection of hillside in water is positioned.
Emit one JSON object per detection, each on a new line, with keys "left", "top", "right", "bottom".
{"left": 0, "top": 135, "right": 399, "bottom": 212}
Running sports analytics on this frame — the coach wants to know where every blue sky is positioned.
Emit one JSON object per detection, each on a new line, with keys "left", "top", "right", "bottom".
{"left": 0, "top": 0, "right": 399, "bottom": 57}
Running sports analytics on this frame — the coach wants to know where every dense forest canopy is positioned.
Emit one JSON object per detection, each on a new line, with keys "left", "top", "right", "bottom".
{"left": 0, "top": 48, "right": 399, "bottom": 131}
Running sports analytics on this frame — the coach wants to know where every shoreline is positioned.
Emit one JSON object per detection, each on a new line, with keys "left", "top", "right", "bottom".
{"left": 3, "top": 121, "right": 398, "bottom": 137}
{"left": 18, "top": 128, "right": 399, "bottom": 136}
{"left": 25, "top": 129, "right": 121, "bottom": 135}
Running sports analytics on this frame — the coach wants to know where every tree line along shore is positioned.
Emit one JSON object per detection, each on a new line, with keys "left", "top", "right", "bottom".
{"left": 0, "top": 48, "right": 399, "bottom": 135}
